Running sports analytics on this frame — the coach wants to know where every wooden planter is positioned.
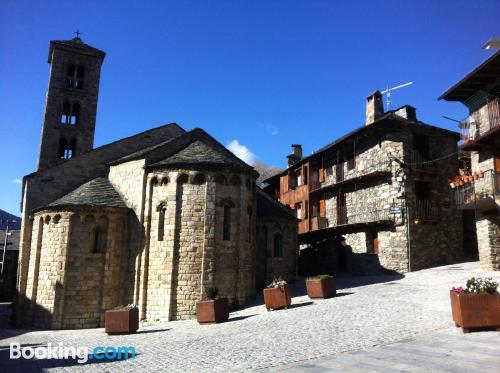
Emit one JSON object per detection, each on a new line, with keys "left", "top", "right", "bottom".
{"left": 450, "top": 290, "right": 500, "bottom": 333}
{"left": 196, "top": 298, "right": 229, "bottom": 324}
{"left": 105, "top": 308, "right": 139, "bottom": 334}
{"left": 306, "top": 277, "right": 336, "bottom": 299}
{"left": 263, "top": 284, "right": 291, "bottom": 310}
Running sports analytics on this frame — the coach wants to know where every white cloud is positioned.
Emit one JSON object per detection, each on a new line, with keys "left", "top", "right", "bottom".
{"left": 226, "top": 140, "right": 256, "bottom": 165}
{"left": 12, "top": 179, "right": 22, "bottom": 185}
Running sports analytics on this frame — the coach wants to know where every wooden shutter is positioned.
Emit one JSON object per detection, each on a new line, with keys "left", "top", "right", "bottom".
{"left": 319, "top": 168, "right": 324, "bottom": 182}
{"left": 319, "top": 200, "right": 326, "bottom": 217}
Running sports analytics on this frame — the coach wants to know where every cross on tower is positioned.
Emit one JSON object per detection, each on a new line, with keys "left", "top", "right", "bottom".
{"left": 74, "top": 30, "right": 82, "bottom": 38}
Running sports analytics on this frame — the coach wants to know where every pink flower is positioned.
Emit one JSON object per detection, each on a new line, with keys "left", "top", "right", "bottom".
{"left": 451, "top": 286, "right": 464, "bottom": 294}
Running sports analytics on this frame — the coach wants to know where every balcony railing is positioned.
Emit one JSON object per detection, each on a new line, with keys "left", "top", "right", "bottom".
{"left": 310, "top": 156, "right": 392, "bottom": 192}
{"left": 454, "top": 169, "right": 500, "bottom": 211}
{"left": 460, "top": 98, "right": 500, "bottom": 145}
{"left": 414, "top": 200, "right": 440, "bottom": 221}
{"left": 334, "top": 201, "right": 403, "bottom": 227}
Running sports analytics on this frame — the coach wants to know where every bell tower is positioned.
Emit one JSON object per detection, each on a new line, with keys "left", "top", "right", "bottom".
{"left": 37, "top": 34, "right": 106, "bottom": 170}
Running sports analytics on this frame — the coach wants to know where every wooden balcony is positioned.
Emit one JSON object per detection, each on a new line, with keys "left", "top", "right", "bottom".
{"left": 461, "top": 99, "right": 500, "bottom": 151}
{"left": 454, "top": 170, "right": 500, "bottom": 212}
{"left": 310, "top": 157, "right": 391, "bottom": 194}
{"left": 310, "top": 216, "right": 328, "bottom": 231}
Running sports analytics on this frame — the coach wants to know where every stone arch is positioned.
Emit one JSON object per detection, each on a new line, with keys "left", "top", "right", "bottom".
{"left": 150, "top": 176, "right": 159, "bottom": 186}
{"left": 230, "top": 175, "right": 241, "bottom": 186}
{"left": 160, "top": 176, "right": 169, "bottom": 186}
{"left": 44, "top": 215, "right": 51, "bottom": 225}
{"left": 53, "top": 214, "right": 61, "bottom": 224}
{"left": 191, "top": 173, "right": 206, "bottom": 185}
{"left": 177, "top": 173, "right": 189, "bottom": 184}
{"left": 84, "top": 214, "right": 96, "bottom": 223}
{"left": 215, "top": 174, "right": 227, "bottom": 185}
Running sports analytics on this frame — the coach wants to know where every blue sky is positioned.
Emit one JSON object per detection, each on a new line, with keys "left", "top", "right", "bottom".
{"left": 0, "top": 0, "right": 499, "bottom": 215}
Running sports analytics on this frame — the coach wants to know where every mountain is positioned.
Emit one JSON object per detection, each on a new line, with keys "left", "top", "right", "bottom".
{"left": 253, "top": 161, "right": 283, "bottom": 188}
{"left": 0, "top": 209, "right": 21, "bottom": 230}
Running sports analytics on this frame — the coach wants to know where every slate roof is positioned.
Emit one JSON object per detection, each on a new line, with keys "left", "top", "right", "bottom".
{"left": 150, "top": 140, "right": 243, "bottom": 168}
{"left": 45, "top": 178, "right": 127, "bottom": 210}
{"left": 256, "top": 189, "right": 297, "bottom": 220}
{"left": 0, "top": 209, "right": 21, "bottom": 230}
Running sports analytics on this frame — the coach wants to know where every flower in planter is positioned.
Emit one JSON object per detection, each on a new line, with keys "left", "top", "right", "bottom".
{"left": 267, "top": 276, "right": 287, "bottom": 289}
{"left": 451, "top": 277, "right": 499, "bottom": 295}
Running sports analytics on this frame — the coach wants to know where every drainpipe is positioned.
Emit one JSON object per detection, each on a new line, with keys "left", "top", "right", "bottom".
{"left": 406, "top": 204, "right": 411, "bottom": 272}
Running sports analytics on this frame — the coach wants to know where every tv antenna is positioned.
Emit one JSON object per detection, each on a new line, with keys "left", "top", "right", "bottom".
{"left": 381, "top": 82, "right": 413, "bottom": 110}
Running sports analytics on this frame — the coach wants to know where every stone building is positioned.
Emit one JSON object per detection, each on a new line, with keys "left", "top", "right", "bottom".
{"left": 264, "top": 92, "right": 464, "bottom": 274}
{"left": 0, "top": 212, "right": 21, "bottom": 302}
{"left": 440, "top": 42, "right": 500, "bottom": 271}
{"left": 15, "top": 36, "right": 297, "bottom": 329}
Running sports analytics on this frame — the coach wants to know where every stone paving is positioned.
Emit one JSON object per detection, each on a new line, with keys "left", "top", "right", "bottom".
{"left": 0, "top": 262, "right": 499, "bottom": 372}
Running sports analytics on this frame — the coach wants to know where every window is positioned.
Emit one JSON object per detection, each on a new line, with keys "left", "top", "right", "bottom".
{"left": 366, "top": 231, "right": 379, "bottom": 254}
{"left": 247, "top": 206, "right": 253, "bottom": 242}
{"left": 303, "top": 166, "right": 308, "bottom": 185}
{"left": 223, "top": 205, "right": 231, "bottom": 241}
{"left": 58, "top": 137, "right": 76, "bottom": 159}
{"left": 66, "top": 63, "right": 84, "bottom": 89}
{"left": 295, "top": 202, "right": 302, "bottom": 220}
{"left": 60, "top": 102, "right": 79, "bottom": 125}
{"left": 273, "top": 233, "right": 283, "bottom": 257}
{"left": 347, "top": 157, "right": 356, "bottom": 170}
{"left": 157, "top": 204, "right": 166, "bottom": 241}
{"left": 92, "top": 227, "right": 106, "bottom": 253}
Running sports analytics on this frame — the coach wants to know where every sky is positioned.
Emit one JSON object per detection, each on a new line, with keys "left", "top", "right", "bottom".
{"left": 0, "top": 0, "right": 499, "bottom": 216}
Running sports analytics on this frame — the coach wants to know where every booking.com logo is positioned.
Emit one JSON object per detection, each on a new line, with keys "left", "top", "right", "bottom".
{"left": 10, "top": 342, "right": 136, "bottom": 364}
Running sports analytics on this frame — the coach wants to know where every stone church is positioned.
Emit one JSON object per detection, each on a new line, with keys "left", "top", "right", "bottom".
{"left": 15, "top": 36, "right": 298, "bottom": 329}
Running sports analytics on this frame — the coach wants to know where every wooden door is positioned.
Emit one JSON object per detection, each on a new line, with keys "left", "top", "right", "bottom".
{"left": 373, "top": 237, "right": 379, "bottom": 255}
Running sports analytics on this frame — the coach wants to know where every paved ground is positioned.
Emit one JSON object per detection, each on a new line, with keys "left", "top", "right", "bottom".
{"left": 0, "top": 262, "right": 499, "bottom": 372}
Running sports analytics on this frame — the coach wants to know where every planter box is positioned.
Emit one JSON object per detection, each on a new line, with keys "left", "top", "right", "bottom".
{"left": 306, "top": 277, "right": 336, "bottom": 299}
{"left": 196, "top": 298, "right": 229, "bottom": 324}
{"left": 105, "top": 308, "right": 139, "bottom": 334}
{"left": 450, "top": 291, "right": 500, "bottom": 333}
{"left": 263, "top": 284, "right": 291, "bottom": 310}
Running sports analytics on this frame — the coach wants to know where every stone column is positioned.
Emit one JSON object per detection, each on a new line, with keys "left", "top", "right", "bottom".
{"left": 200, "top": 177, "right": 216, "bottom": 299}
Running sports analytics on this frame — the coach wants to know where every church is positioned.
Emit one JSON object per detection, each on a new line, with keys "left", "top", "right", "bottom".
{"left": 15, "top": 36, "right": 298, "bottom": 329}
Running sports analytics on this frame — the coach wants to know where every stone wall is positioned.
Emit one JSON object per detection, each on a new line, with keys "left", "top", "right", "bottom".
{"left": 320, "top": 125, "right": 462, "bottom": 274}
{"left": 16, "top": 123, "right": 184, "bottom": 325}
{"left": 256, "top": 217, "right": 298, "bottom": 287}
{"left": 469, "top": 145, "right": 500, "bottom": 271}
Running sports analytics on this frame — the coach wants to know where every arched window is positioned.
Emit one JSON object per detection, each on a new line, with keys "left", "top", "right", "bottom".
{"left": 58, "top": 137, "right": 75, "bottom": 159}
{"left": 157, "top": 203, "right": 166, "bottom": 241}
{"left": 66, "top": 63, "right": 84, "bottom": 89}
{"left": 61, "top": 102, "right": 70, "bottom": 124}
{"left": 66, "top": 64, "right": 76, "bottom": 87}
{"left": 223, "top": 205, "right": 231, "bottom": 241}
{"left": 92, "top": 227, "right": 107, "bottom": 253}
{"left": 60, "top": 102, "right": 79, "bottom": 125}
{"left": 70, "top": 103, "right": 80, "bottom": 125}
{"left": 247, "top": 205, "right": 253, "bottom": 242}
{"left": 76, "top": 66, "right": 85, "bottom": 89}
{"left": 273, "top": 233, "right": 283, "bottom": 257}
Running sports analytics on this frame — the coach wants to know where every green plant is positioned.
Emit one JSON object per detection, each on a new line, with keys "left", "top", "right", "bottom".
{"left": 464, "top": 277, "right": 498, "bottom": 294}
{"left": 206, "top": 286, "right": 219, "bottom": 300}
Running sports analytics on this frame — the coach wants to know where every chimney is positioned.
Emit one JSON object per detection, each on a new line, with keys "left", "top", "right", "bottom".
{"left": 365, "top": 91, "right": 384, "bottom": 125}
{"left": 394, "top": 105, "right": 417, "bottom": 121}
{"left": 287, "top": 144, "right": 302, "bottom": 167}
